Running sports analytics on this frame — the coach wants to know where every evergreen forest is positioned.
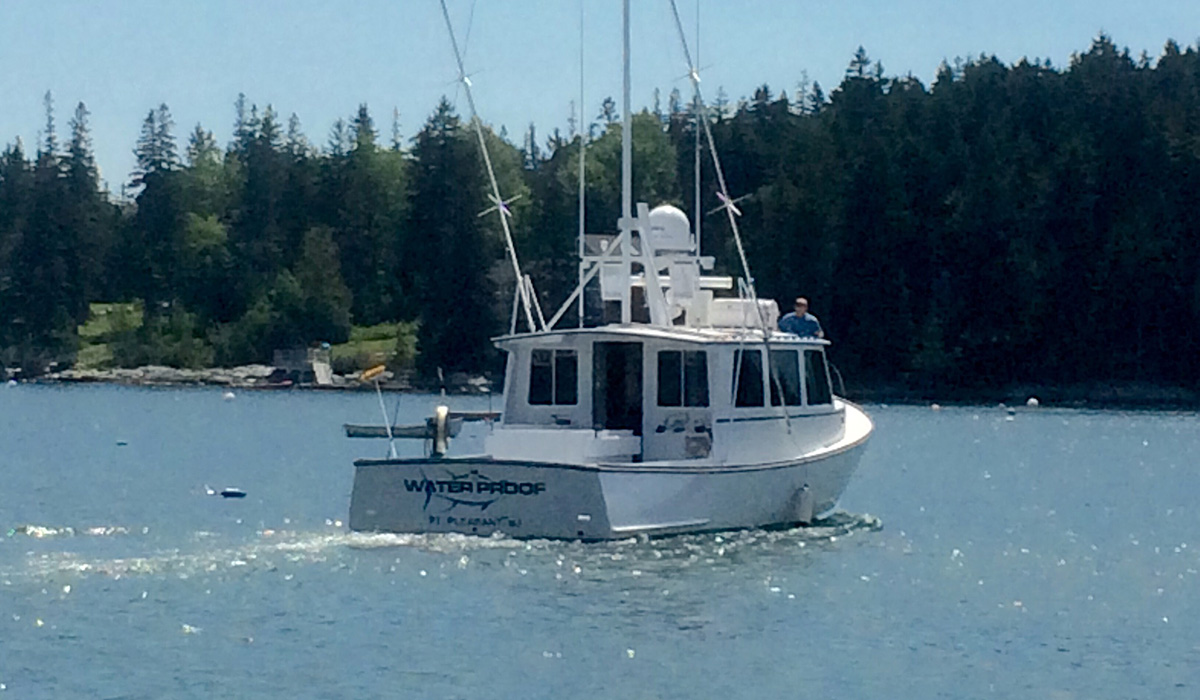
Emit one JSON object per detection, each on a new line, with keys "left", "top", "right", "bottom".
{"left": 2, "top": 37, "right": 1200, "bottom": 396}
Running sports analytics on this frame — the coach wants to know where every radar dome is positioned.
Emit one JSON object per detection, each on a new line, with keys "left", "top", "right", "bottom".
{"left": 648, "top": 204, "right": 692, "bottom": 252}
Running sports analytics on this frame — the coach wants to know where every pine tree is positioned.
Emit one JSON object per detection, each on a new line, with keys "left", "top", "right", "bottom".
{"left": 40, "top": 91, "right": 58, "bottom": 158}
{"left": 294, "top": 226, "right": 352, "bottom": 343}
{"left": 65, "top": 102, "right": 113, "bottom": 306}
{"left": 4, "top": 109, "right": 85, "bottom": 372}
{"left": 351, "top": 104, "right": 376, "bottom": 151}
{"left": 0, "top": 141, "right": 33, "bottom": 354}
{"left": 333, "top": 102, "right": 409, "bottom": 324}
{"left": 847, "top": 46, "right": 872, "bottom": 79}
{"left": 185, "top": 124, "right": 219, "bottom": 167}
{"left": 408, "top": 98, "right": 497, "bottom": 375}
{"left": 285, "top": 113, "right": 310, "bottom": 158}
{"left": 132, "top": 104, "right": 180, "bottom": 189}
{"left": 598, "top": 96, "right": 618, "bottom": 125}
{"left": 327, "top": 118, "right": 351, "bottom": 156}
{"left": 154, "top": 103, "right": 180, "bottom": 170}
{"left": 391, "top": 107, "right": 403, "bottom": 151}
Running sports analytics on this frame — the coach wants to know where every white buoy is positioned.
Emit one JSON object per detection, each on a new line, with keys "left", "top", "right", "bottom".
{"left": 1026, "top": 397, "right": 1039, "bottom": 407}
{"left": 222, "top": 391, "right": 235, "bottom": 401}
{"left": 205, "top": 484, "right": 245, "bottom": 498}
{"left": 930, "top": 403, "right": 941, "bottom": 411}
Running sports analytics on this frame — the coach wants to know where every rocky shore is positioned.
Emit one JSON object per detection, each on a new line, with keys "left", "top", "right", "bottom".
{"left": 20, "top": 364, "right": 496, "bottom": 394}
{"left": 42, "top": 365, "right": 283, "bottom": 387}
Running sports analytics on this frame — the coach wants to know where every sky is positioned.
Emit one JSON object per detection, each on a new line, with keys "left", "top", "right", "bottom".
{"left": 2, "top": 0, "right": 1199, "bottom": 193}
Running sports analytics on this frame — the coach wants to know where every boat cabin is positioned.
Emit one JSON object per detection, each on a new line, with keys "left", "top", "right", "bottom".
{"left": 491, "top": 327, "right": 844, "bottom": 465}
{"left": 484, "top": 202, "right": 847, "bottom": 467}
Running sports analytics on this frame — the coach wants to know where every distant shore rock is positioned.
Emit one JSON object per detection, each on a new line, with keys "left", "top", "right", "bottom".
{"left": 45, "top": 365, "right": 279, "bottom": 387}
{"left": 35, "top": 364, "right": 491, "bottom": 393}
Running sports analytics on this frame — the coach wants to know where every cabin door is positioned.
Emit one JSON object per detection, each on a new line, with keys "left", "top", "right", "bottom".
{"left": 643, "top": 348, "right": 713, "bottom": 461}
{"left": 593, "top": 342, "right": 643, "bottom": 437}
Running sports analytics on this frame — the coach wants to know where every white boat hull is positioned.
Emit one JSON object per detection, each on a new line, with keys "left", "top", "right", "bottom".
{"left": 349, "top": 403, "right": 871, "bottom": 540}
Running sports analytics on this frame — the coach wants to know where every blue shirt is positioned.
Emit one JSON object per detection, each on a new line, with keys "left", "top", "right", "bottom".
{"left": 779, "top": 311, "right": 822, "bottom": 337}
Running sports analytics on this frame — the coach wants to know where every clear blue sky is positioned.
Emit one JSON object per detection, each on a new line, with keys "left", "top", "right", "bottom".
{"left": 3, "top": 0, "right": 1198, "bottom": 193}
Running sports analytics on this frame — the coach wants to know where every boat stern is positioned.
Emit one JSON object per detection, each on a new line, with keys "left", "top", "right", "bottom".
{"left": 349, "top": 457, "right": 614, "bottom": 540}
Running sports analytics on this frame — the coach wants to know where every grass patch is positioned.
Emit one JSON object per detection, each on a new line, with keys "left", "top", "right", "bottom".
{"left": 76, "top": 303, "right": 141, "bottom": 369}
{"left": 348, "top": 323, "right": 400, "bottom": 343}
{"left": 331, "top": 321, "right": 418, "bottom": 373}
{"left": 75, "top": 342, "right": 114, "bottom": 370}
{"left": 79, "top": 302, "right": 141, "bottom": 341}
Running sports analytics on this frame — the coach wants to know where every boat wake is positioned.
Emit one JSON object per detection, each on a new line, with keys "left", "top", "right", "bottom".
{"left": 3, "top": 522, "right": 357, "bottom": 581}
{"left": 2, "top": 512, "right": 881, "bottom": 582}
{"left": 345, "top": 530, "right": 531, "bottom": 553}
{"left": 792, "top": 511, "right": 883, "bottom": 540}
{"left": 345, "top": 510, "right": 883, "bottom": 552}
{"left": 5, "top": 524, "right": 134, "bottom": 539}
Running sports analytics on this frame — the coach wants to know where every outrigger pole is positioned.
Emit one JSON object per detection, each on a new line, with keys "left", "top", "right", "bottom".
{"left": 668, "top": 0, "right": 794, "bottom": 435}
{"left": 438, "top": 0, "right": 540, "bottom": 333}
{"left": 666, "top": 0, "right": 767, "bottom": 333}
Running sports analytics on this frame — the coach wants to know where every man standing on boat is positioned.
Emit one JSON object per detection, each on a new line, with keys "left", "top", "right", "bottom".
{"left": 779, "top": 297, "right": 824, "bottom": 338}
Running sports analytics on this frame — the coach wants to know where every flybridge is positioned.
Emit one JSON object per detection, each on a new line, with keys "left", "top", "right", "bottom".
{"left": 438, "top": 0, "right": 775, "bottom": 339}
{"left": 544, "top": 203, "right": 750, "bottom": 331}
{"left": 541, "top": 0, "right": 773, "bottom": 335}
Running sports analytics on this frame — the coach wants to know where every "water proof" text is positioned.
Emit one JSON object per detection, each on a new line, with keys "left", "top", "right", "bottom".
{"left": 403, "top": 479, "right": 546, "bottom": 496}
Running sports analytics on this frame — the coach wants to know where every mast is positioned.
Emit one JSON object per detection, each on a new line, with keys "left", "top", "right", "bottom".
{"left": 549, "top": 0, "right": 670, "bottom": 331}
{"left": 577, "top": 1, "right": 587, "bottom": 328}
{"left": 620, "top": 0, "right": 633, "bottom": 324}
{"left": 693, "top": 0, "right": 701, "bottom": 254}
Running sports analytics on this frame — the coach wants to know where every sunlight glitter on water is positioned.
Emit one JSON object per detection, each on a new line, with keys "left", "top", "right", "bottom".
{"left": 5, "top": 524, "right": 133, "bottom": 539}
{"left": 3, "top": 512, "right": 884, "bottom": 584}
{"left": 4, "top": 526, "right": 355, "bottom": 581}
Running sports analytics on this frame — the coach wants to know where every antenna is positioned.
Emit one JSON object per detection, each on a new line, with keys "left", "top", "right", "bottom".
{"left": 438, "top": 0, "right": 539, "bottom": 333}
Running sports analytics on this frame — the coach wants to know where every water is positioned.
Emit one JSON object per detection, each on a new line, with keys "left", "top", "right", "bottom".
{"left": 2, "top": 384, "right": 1197, "bottom": 699}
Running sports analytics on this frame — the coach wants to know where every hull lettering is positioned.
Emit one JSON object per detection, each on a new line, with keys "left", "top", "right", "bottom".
{"left": 403, "top": 478, "right": 545, "bottom": 496}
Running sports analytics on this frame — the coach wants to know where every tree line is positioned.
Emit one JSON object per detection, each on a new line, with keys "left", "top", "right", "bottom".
{"left": 2, "top": 35, "right": 1199, "bottom": 393}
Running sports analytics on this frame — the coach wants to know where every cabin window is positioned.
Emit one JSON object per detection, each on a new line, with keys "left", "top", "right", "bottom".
{"left": 769, "top": 350, "right": 803, "bottom": 406}
{"left": 657, "top": 350, "right": 709, "bottom": 407}
{"left": 804, "top": 349, "right": 832, "bottom": 405}
{"left": 684, "top": 351, "right": 709, "bottom": 407}
{"left": 555, "top": 350, "right": 578, "bottom": 404}
{"left": 657, "top": 352, "right": 681, "bottom": 406}
{"left": 529, "top": 349, "right": 578, "bottom": 405}
{"left": 733, "top": 349, "right": 764, "bottom": 407}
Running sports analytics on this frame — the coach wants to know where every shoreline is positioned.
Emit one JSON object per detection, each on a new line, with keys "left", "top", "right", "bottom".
{"left": 9, "top": 365, "right": 1198, "bottom": 409}
{"left": 844, "top": 381, "right": 1200, "bottom": 411}
{"left": 14, "top": 364, "right": 492, "bottom": 395}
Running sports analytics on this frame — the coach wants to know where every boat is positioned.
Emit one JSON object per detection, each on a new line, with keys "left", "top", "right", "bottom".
{"left": 346, "top": 0, "right": 873, "bottom": 540}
